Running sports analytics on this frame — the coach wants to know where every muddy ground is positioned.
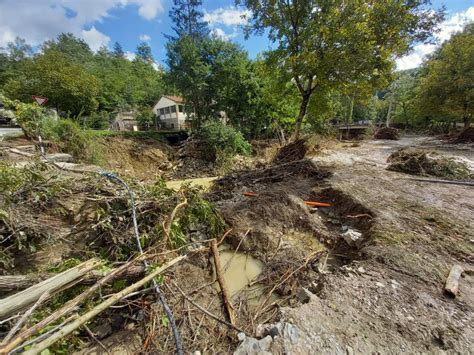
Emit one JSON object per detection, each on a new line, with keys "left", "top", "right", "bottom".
{"left": 0, "top": 134, "right": 473, "bottom": 354}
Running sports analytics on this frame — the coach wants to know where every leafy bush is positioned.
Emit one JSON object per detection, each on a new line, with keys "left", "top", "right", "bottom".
{"left": 197, "top": 121, "right": 252, "bottom": 162}
{"left": 84, "top": 111, "right": 111, "bottom": 130}
{"left": 41, "top": 118, "right": 104, "bottom": 163}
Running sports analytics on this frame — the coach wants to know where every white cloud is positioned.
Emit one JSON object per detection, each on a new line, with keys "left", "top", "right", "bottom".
{"left": 139, "top": 34, "right": 151, "bottom": 41}
{"left": 211, "top": 28, "right": 238, "bottom": 41}
{"left": 396, "top": 6, "right": 474, "bottom": 70}
{"left": 204, "top": 6, "right": 250, "bottom": 27}
{"left": 124, "top": 51, "right": 136, "bottom": 61}
{"left": 81, "top": 26, "right": 111, "bottom": 51}
{"left": 0, "top": 0, "right": 164, "bottom": 50}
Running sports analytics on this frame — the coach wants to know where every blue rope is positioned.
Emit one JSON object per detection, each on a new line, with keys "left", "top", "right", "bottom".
{"left": 100, "top": 171, "right": 184, "bottom": 355}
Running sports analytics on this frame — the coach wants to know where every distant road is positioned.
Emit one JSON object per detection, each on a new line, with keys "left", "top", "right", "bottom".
{"left": 0, "top": 127, "right": 22, "bottom": 137}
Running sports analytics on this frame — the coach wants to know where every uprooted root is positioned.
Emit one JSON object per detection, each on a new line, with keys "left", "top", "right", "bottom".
{"left": 273, "top": 139, "right": 308, "bottom": 164}
{"left": 387, "top": 148, "right": 472, "bottom": 180}
{"left": 374, "top": 127, "right": 399, "bottom": 140}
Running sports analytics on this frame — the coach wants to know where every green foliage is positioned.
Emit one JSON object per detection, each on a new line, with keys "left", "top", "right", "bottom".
{"left": 415, "top": 23, "right": 473, "bottom": 129}
{"left": 40, "top": 118, "right": 104, "bottom": 163}
{"left": 239, "top": 0, "right": 443, "bottom": 137}
{"left": 84, "top": 111, "right": 111, "bottom": 130}
{"left": 197, "top": 121, "right": 252, "bottom": 162}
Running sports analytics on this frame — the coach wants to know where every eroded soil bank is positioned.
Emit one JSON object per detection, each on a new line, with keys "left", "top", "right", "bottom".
{"left": 0, "top": 134, "right": 473, "bottom": 354}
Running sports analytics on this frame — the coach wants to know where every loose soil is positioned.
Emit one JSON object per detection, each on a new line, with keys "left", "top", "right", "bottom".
{"left": 1, "top": 134, "right": 473, "bottom": 354}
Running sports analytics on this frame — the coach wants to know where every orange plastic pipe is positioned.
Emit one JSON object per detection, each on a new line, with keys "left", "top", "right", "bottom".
{"left": 242, "top": 192, "right": 331, "bottom": 207}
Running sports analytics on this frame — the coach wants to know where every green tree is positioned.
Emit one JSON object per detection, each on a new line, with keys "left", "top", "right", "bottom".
{"left": 416, "top": 24, "right": 473, "bottom": 129}
{"left": 113, "top": 42, "right": 125, "bottom": 58}
{"left": 5, "top": 50, "right": 99, "bottom": 117}
{"left": 238, "top": 0, "right": 443, "bottom": 139}
{"left": 135, "top": 42, "right": 154, "bottom": 63}
{"left": 169, "top": 0, "right": 209, "bottom": 39}
{"left": 41, "top": 33, "right": 93, "bottom": 64}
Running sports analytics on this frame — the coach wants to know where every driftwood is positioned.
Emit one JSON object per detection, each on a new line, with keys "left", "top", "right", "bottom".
{"left": 445, "top": 264, "right": 464, "bottom": 297}
{"left": 210, "top": 239, "right": 236, "bottom": 325}
{"left": 404, "top": 177, "right": 474, "bottom": 187}
{"left": 0, "top": 259, "right": 101, "bottom": 320}
{"left": 22, "top": 254, "right": 186, "bottom": 354}
{"left": 0, "top": 264, "right": 146, "bottom": 293}
{"left": 0, "top": 256, "right": 148, "bottom": 354}
{"left": 173, "top": 281, "right": 245, "bottom": 333}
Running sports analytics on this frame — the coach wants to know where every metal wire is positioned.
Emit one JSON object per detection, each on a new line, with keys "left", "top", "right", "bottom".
{"left": 99, "top": 171, "right": 184, "bottom": 355}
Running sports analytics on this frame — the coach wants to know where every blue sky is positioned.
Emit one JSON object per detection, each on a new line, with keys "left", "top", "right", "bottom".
{"left": 1, "top": 0, "right": 473, "bottom": 69}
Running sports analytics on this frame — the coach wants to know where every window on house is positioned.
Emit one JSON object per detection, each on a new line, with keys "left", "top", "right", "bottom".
{"left": 165, "top": 106, "right": 170, "bottom": 114}
{"left": 171, "top": 105, "right": 176, "bottom": 113}
{"left": 170, "top": 123, "right": 174, "bottom": 129}
{"left": 178, "top": 105, "right": 183, "bottom": 113}
{"left": 159, "top": 108, "right": 165, "bottom": 115}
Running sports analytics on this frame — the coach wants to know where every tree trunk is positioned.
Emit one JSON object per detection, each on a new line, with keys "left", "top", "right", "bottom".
{"left": 463, "top": 115, "right": 471, "bottom": 129}
{"left": 346, "top": 96, "right": 354, "bottom": 139}
{"left": 386, "top": 101, "right": 393, "bottom": 128}
{"left": 292, "top": 92, "right": 311, "bottom": 141}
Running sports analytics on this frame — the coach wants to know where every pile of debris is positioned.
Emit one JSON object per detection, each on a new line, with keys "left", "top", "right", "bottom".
{"left": 273, "top": 139, "right": 308, "bottom": 164}
{"left": 374, "top": 127, "right": 399, "bottom": 140}
{"left": 452, "top": 127, "right": 474, "bottom": 143}
{"left": 386, "top": 148, "right": 472, "bottom": 180}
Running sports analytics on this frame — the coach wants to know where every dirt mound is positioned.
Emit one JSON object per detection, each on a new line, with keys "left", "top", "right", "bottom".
{"left": 374, "top": 127, "right": 399, "bottom": 140}
{"left": 452, "top": 127, "right": 474, "bottom": 143}
{"left": 100, "top": 137, "right": 175, "bottom": 180}
{"left": 387, "top": 148, "right": 471, "bottom": 180}
{"left": 273, "top": 139, "right": 308, "bottom": 164}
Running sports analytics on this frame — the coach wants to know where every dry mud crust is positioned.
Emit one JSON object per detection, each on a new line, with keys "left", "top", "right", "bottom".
{"left": 387, "top": 147, "right": 472, "bottom": 180}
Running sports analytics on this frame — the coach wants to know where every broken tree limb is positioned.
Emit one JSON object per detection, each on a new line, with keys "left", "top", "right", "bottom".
{"left": 403, "top": 177, "right": 474, "bottom": 187}
{"left": 172, "top": 281, "right": 245, "bottom": 334}
{"left": 1, "top": 291, "right": 49, "bottom": 344}
{"left": 445, "top": 264, "right": 464, "bottom": 297}
{"left": 0, "top": 259, "right": 101, "bottom": 320}
{"left": 210, "top": 239, "right": 236, "bottom": 326}
{"left": 0, "top": 264, "right": 146, "bottom": 293}
{"left": 0, "top": 255, "right": 149, "bottom": 354}
{"left": 163, "top": 197, "right": 188, "bottom": 246}
{"left": 22, "top": 254, "right": 186, "bottom": 355}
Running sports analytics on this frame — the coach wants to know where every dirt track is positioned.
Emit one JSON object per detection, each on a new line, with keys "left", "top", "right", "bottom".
{"left": 265, "top": 136, "right": 474, "bottom": 353}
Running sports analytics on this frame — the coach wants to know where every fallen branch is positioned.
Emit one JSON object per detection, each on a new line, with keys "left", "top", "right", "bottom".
{"left": 210, "top": 239, "right": 236, "bottom": 326}
{"left": 0, "top": 256, "right": 148, "bottom": 354}
{"left": 403, "top": 177, "right": 474, "bottom": 187}
{"left": 1, "top": 291, "right": 49, "bottom": 344}
{"left": 173, "top": 281, "right": 245, "bottom": 334}
{"left": 0, "top": 264, "right": 146, "bottom": 293}
{"left": 22, "top": 254, "right": 186, "bottom": 354}
{"left": 163, "top": 197, "right": 188, "bottom": 246}
{"left": 445, "top": 264, "right": 464, "bottom": 297}
{"left": 0, "top": 259, "right": 101, "bottom": 320}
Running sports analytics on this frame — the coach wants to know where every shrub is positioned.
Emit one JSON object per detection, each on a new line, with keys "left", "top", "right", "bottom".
{"left": 41, "top": 118, "right": 104, "bottom": 163}
{"left": 197, "top": 121, "right": 252, "bottom": 162}
{"left": 84, "top": 111, "right": 111, "bottom": 130}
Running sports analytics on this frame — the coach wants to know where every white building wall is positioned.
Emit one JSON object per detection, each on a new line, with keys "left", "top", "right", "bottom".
{"left": 153, "top": 97, "right": 189, "bottom": 130}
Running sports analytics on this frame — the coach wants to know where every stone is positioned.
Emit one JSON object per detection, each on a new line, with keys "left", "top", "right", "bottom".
{"left": 44, "top": 153, "right": 74, "bottom": 163}
{"left": 341, "top": 228, "right": 362, "bottom": 246}
{"left": 296, "top": 287, "right": 314, "bottom": 304}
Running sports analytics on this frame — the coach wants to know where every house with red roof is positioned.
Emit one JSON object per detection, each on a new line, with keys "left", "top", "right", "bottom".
{"left": 152, "top": 95, "right": 192, "bottom": 130}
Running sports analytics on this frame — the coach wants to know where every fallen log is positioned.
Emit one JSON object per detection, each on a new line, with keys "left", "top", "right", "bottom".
{"left": 0, "top": 259, "right": 101, "bottom": 320}
{"left": 211, "top": 239, "right": 236, "bottom": 326}
{"left": 445, "top": 264, "right": 464, "bottom": 297}
{"left": 0, "top": 264, "right": 146, "bottom": 293}
{"left": 0, "top": 256, "right": 149, "bottom": 354}
{"left": 22, "top": 254, "right": 186, "bottom": 355}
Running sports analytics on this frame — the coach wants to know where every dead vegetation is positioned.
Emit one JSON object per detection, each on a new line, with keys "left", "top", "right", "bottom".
{"left": 387, "top": 147, "right": 472, "bottom": 180}
{"left": 374, "top": 127, "right": 399, "bottom": 140}
{"left": 452, "top": 127, "right": 474, "bottom": 143}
